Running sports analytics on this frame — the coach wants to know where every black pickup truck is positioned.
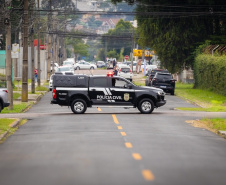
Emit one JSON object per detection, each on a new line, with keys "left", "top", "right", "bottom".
{"left": 51, "top": 74, "right": 166, "bottom": 114}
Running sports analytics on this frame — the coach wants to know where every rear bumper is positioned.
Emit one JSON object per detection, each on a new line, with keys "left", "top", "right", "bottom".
{"left": 152, "top": 85, "right": 174, "bottom": 92}
{"left": 156, "top": 100, "right": 166, "bottom": 107}
{"left": 51, "top": 99, "right": 58, "bottom": 104}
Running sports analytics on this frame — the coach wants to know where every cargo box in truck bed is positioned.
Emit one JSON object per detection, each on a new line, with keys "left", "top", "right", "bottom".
{"left": 53, "top": 74, "right": 88, "bottom": 88}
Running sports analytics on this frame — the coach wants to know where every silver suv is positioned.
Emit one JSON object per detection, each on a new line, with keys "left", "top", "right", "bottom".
{"left": 0, "top": 88, "right": 10, "bottom": 112}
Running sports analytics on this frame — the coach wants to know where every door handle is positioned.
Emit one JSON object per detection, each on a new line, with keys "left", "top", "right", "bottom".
{"left": 91, "top": 89, "right": 96, "bottom": 91}
{"left": 111, "top": 90, "right": 115, "bottom": 92}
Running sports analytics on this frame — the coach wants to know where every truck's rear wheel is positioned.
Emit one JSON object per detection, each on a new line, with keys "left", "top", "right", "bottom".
{"left": 71, "top": 99, "right": 87, "bottom": 114}
{"left": 138, "top": 98, "right": 154, "bottom": 114}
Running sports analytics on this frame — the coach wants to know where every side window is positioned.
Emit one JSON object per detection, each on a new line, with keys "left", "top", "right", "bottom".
{"left": 112, "top": 78, "right": 128, "bottom": 88}
{"left": 93, "top": 78, "right": 107, "bottom": 87}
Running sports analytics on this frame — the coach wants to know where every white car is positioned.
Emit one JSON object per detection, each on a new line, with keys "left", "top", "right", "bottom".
{"left": 142, "top": 64, "right": 158, "bottom": 75}
{"left": 56, "top": 66, "right": 74, "bottom": 75}
{"left": 0, "top": 88, "right": 10, "bottom": 112}
{"left": 49, "top": 74, "right": 53, "bottom": 91}
{"left": 74, "top": 61, "right": 97, "bottom": 70}
{"left": 117, "top": 66, "right": 133, "bottom": 81}
{"left": 63, "top": 60, "right": 75, "bottom": 67}
{"left": 51, "top": 62, "right": 59, "bottom": 72}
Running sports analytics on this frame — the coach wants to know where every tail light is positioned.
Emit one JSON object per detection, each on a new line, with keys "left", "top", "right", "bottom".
{"left": 170, "top": 80, "right": 175, "bottom": 84}
{"left": 118, "top": 69, "right": 121, "bottom": 73}
{"left": 3, "top": 90, "right": 8, "bottom": 93}
{"left": 130, "top": 69, "right": 132, "bottom": 74}
{"left": 53, "top": 89, "right": 57, "bottom": 99}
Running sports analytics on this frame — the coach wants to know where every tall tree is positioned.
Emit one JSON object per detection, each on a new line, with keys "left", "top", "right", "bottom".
{"left": 112, "top": 0, "right": 226, "bottom": 73}
{"left": 66, "top": 34, "right": 89, "bottom": 62}
{"left": 104, "top": 19, "right": 135, "bottom": 57}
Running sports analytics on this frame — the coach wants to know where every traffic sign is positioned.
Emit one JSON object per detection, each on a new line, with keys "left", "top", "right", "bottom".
{"left": 124, "top": 55, "right": 129, "bottom": 60}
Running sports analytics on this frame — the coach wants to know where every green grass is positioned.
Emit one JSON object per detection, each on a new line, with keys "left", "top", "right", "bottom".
{"left": 35, "top": 86, "right": 48, "bottom": 91}
{"left": 133, "top": 81, "right": 145, "bottom": 86}
{"left": 2, "top": 102, "right": 32, "bottom": 113}
{"left": 201, "top": 118, "right": 226, "bottom": 131}
{"left": 13, "top": 92, "right": 21, "bottom": 100}
{"left": 175, "top": 82, "right": 226, "bottom": 112}
{"left": 0, "top": 118, "right": 17, "bottom": 135}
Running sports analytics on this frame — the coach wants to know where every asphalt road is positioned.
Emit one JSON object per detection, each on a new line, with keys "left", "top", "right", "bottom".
{"left": 0, "top": 70, "right": 226, "bottom": 185}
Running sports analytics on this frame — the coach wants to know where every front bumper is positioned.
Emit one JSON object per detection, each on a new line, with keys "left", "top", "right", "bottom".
{"left": 156, "top": 100, "right": 166, "bottom": 107}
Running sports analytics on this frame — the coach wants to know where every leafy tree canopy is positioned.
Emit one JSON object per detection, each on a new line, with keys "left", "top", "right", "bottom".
{"left": 104, "top": 19, "right": 135, "bottom": 57}
{"left": 66, "top": 32, "right": 89, "bottom": 61}
{"left": 111, "top": 0, "right": 226, "bottom": 73}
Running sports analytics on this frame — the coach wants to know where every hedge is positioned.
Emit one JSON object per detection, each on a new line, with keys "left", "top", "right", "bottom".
{"left": 194, "top": 54, "right": 226, "bottom": 95}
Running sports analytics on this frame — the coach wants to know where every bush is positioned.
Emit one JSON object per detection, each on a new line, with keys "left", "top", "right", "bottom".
{"left": 194, "top": 54, "right": 226, "bottom": 95}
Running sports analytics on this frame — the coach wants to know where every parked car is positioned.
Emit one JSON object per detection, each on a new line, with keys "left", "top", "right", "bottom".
{"left": 143, "top": 65, "right": 158, "bottom": 75}
{"left": 51, "top": 62, "right": 59, "bottom": 72}
{"left": 56, "top": 66, "right": 74, "bottom": 74}
{"left": 96, "top": 61, "right": 106, "bottom": 68}
{"left": 151, "top": 72, "right": 176, "bottom": 95}
{"left": 145, "top": 69, "right": 169, "bottom": 86}
{"left": 63, "top": 60, "right": 75, "bottom": 67}
{"left": 49, "top": 74, "right": 54, "bottom": 91}
{"left": 0, "top": 88, "right": 10, "bottom": 112}
{"left": 74, "top": 61, "right": 97, "bottom": 70}
{"left": 117, "top": 65, "right": 133, "bottom": 81}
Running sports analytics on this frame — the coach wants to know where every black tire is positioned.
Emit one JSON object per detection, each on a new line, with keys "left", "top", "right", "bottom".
{"left": 71, "top": 99, "right": 87, "bottom": 114}
{"left": 171, "top": 90, "right": 175, "bottom": 95}
{"left": 90, "top": 66, "right": 94, "bottom": 70}
{"left": 0, "top": 102, "right": 2, "bottom": 113}
{"left": 75, "top": 66, "right": 80, "bottom": 70}
{"left": 138, "top": 98, "right": 154, "bottom": 114}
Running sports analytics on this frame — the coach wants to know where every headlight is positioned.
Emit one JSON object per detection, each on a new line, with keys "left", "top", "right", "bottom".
{"left": 157, "top": 91, "right": 165, "bottom": 96}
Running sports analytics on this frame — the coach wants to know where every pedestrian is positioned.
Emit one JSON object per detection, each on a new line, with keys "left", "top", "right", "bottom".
{"left": 113, "top": 59, "right": 116, "bottom": 68}
{"left": 136, "top": 59, "right": 142, "bottom": 73}
{"left": 113, "top": 65, "right": 118, "bottom": 76}
{"left": 34, "top": 68, "right": 38, "bottom": 83}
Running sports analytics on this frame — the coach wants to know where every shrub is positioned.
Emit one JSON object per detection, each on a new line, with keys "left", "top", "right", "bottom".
{"left": 194, "top": 54, "right": 226, "bottom": 95}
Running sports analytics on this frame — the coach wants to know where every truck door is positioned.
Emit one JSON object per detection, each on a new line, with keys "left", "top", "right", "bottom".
{"left": 89, "top": 77, "right": 109, "bottom": 104}
{"left": 109, "top": 77, "right": 135, "bottom": 105}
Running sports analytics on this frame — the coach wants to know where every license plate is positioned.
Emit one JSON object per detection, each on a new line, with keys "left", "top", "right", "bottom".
{"left": 160, "top": 86, "right": 166, "bottom": 88}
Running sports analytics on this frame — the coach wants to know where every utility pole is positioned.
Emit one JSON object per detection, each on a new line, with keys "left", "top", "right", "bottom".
{"left": 30, "top": 0, "right": 35, "bottom": 93}
{"left": 31, "top": 27, "right": 35, "bottom": 93}
{"left": 47, "top": 0, "right": 52, "bottom": 81}
{"left": 22, "top": 0, "right": 28, "bottom": 102}
{"left": 5, "top": 0, "right": 13, "bottom": 109}
{"left": 131, "top": 26, "right": 134, "bottom": 72}
{"left": 37, "top": 0, "right": 41, "bottom": 86}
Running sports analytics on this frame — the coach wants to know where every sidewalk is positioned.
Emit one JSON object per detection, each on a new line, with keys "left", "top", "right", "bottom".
{"left": 14, "top": 80, "right": 48, "bottom": 103}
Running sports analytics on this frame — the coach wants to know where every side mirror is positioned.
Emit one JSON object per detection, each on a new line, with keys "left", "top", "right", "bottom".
{"left": 128, "top": 84, "right": 133, "bottom": 89}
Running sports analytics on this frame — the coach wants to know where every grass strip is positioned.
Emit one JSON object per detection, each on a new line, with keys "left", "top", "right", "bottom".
{"left": 2, "top": 102, "right": 32, "bottom": 113}
{"left": 0, "top": 118, "right": 17, "bottom": 135}
{"left": 202, "top": 118, "right": 226, "bottom": 131}
{"left": 175, "top": 83, "right": 226, "bottom": 111}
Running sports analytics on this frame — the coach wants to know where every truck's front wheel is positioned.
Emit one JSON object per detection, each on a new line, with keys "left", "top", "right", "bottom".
{"left": 71, "top": 99, "right": 87, "bottom": 114}
{"left": 138, "top": 98, "right": 154, "bottom": 114}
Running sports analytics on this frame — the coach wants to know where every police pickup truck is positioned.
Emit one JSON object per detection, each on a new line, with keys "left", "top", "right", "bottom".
{"left": 51, "top": 73, "right": 166, "bottom": 114}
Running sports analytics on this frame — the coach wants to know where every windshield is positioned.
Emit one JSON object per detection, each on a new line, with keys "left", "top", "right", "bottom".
{"left": 64, "top": 61, "right": 72, "bottom": 65}
{"left": 121, "top": 68, "right": 131, "bottom": 73}
{"left": 156, "top": 74, "right": 172, "bottom": 80}
{"left": 58, "top": 67, "right": 71, "bottom": 72}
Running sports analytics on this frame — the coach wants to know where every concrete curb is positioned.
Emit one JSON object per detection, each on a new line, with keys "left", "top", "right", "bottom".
{"left": 0, "top": 118, "right": 21, "bottom": 141}
{"left": 218, "top": 130, "right": 226, "bottom": 139}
